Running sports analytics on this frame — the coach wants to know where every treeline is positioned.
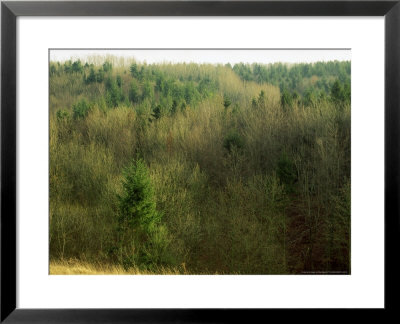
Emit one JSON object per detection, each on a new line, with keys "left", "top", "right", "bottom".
{"left": 50, "top": 57, "right": 350, "bottom": 274}
{"left": 233, "top": 61, "right": 350, "bottom": 105}
{"left": 50, "top": 59, "right": 218, "bottom": 118}
{"left": 50, "top": 59, "right": 350, "bottom": 117}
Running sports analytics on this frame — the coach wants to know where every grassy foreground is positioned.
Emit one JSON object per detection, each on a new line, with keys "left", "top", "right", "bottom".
{"left": 50, "top": 259, "right": 188, "bottom": 275}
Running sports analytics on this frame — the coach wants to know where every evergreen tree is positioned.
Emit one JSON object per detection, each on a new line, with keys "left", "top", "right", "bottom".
{"left": 129, "top": 79, "right": 141, "bottom": 104}
{"left": 171, "top": 100, "right": 178, "bottom": 115}
{"left": 251, "top": 97, "right": 258, "bottom": 109}
{"left": 142, "top": 81, "right": 154, "bottom": 101}
{"left": 116, "top": 74, "right": 123, "bottom": 88}
{"left": 303, "top": 88, "right": 317, "bottom": 106}
{"left": 116, "top": 159, "right": 166, "bottom": 269}
{"left": 130, "top": 63, "right": 139, "bottom": 78}
{"left": 118, "top": 159, "right": 160, "bottom": 232}
{"left": 281, "top": 89, "right": 293, "bottom": 110}
{"left": 105, "top": 77, "right": 122, "bottom": 107}
{"left": 257, "top": 90, "right": 266, "bottom": 108}
{"left": 72, "top": 99, "right": 91, "bottom": 120}
{"left": 330, "top": 79, "right": 344, "bottom": 103}
{"left": 96, "top": 69, "right": 105, "bottom": 83}
{"left": 102, "top": 61, "right": 112, "bottom": 72}
{"left": 223, "top": 95, "right": 232, "bottom": 110}
{"left": 152, "top": 105, "right": 162, "bottom": 120}
{"left": 71, "top": 60, "right": 83, "bottom": 73}
{"left": 85, "top": 67, "right": 96, "bottom": 84}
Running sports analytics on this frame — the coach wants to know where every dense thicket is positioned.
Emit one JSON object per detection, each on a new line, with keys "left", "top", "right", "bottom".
{"left": 50, "top": 58, "right": 350, "bottom": 274}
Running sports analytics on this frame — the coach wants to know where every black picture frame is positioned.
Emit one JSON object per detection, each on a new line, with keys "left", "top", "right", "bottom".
{"left": 1, "top": 0, "right": 399, "bottom": 322}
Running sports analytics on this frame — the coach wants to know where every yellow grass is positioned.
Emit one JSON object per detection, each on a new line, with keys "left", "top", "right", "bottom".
{"left": 49, "top": 259, "right": 187, "bottom": 275}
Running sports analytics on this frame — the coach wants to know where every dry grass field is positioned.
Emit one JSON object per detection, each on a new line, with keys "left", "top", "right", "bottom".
{"left": 50, "top": 259, "right": 188, "bottom": 275}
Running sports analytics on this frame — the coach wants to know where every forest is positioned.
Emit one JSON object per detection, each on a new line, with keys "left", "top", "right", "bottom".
{"left": 49, "top": 56, "right": 350, "bottom": 274}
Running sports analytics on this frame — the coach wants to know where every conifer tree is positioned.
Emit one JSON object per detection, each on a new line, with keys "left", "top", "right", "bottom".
{"left": 118, "top": 159, "right": 160, "bottom": 232}
{"left": 117, "top": 159, "right": 168, "bottom": 269}
{"left": 223, "top": 95, "right": 231, "bottom": 110}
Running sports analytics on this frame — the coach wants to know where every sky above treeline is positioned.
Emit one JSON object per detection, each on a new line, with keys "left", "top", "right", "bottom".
{"left": 50, "top": 49, "right": 351, "bottom": 65}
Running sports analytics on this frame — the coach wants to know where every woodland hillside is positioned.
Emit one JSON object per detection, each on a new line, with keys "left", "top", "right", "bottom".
{"left": 50, "top": 57, "right": 350, "bottom": 274}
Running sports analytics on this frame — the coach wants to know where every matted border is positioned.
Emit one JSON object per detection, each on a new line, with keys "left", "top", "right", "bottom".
{"left": 1, "top": 1, "right": 399, "bottom": 322}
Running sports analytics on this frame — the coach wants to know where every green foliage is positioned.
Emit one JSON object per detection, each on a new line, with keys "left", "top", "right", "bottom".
{"left": 130, "top": 63, "right": 139, "bottom": 78}
{"left": 184, "top": 82, "right": 198, "bottom": 104}
{"left": 96, "top": 69, "right": 105, "bottom": 83}
{"left": 72, "top": 99, "right": 91, "bottom": 120}
{"left": 56, "top": 109, "right": 69, "bottom": 121}
{"left": 233, "top": 62, "right": 252, "bottom": 81}
{"left": 102, "top": 61, "right": 112, "bottom": 72}
{"left": 116, "top": 159, "right": 170, "bottom": 269}
{"left": 63, "top": 60, "right": 84, "bottom": 74}
{"left": 330, "top": 79, "right": 350, "bottom": 104}
{"left": 330, "top": 80, "right": 343, "bottom": 102}
{"left": 251, "top": 97, "right": 257, "bottom": 109}
{"left": 233, "top": 61, "right": 351, "bottom": 104}
{"left": 142, "top": 81, "right": 154, "bottom": 101}
{"left": 129, "top": 79, "right": 141, "bottom": 104}
{"left": 258, "top": 90, "right": 265, "bottom": 101}
{"left": 105, "top": 77, "right": 123, "bottom": 107}
{"left": 118, "top": 159, "right": 161, "bottom": 231}
{"left": 303, "top": 88, "right": 317, "bottom": 107}
{"left": 85, "top": 67, "right": 97, "bottom": 84}
{"left": 151, "top": 105, "right": 162, "bottom": 120}
{"left": 50, "top": 63, "right": 59, "bottom": 76}
{"left": 116, "top": 74, "right": 122, "bottom": 88}
{"left": 170, "top": 100, "right": 178, "bottom": 115}
{"left": 71, "top": 60, "right": 83, "bottom": 73}
{"left": 277, "top": 151, "right": 297, "bottom": 192}
{"left": 251, "top": 90, "right": 267, "bottom": 110}
{"left": 223, "top": 130, "right": 245, "bottom": 153}
{"left": 63, "top": 60, "right": 73, "bottom": 73}
{"left": 223, "top": 95, "right": 232, "bottom": 110}
{"left": 292, "top": 91, "right": 300, "bottom": 105}
{"left": 280, "top": 89, "right": 294, "bottom": 109}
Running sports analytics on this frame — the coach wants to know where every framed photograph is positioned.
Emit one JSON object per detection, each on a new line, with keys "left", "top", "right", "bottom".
{"left": 1, "top": 0, "right": 399, "bottom": 321}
